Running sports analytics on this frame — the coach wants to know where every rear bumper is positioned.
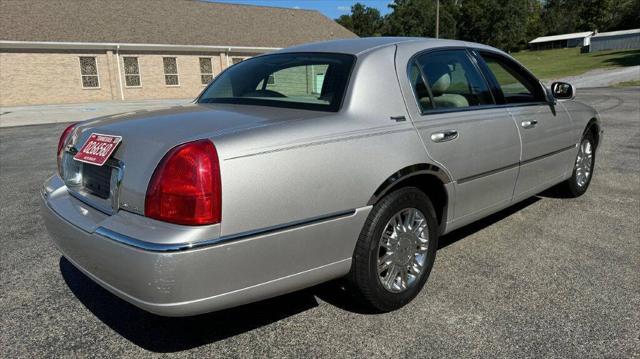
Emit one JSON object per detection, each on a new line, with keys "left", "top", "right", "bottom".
{"left": 41, "top": 176, "right": 369, "bottom": 316}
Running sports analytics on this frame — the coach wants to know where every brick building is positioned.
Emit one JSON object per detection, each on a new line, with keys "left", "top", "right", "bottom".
{"left": 0, "top": 0, "right": 355, "bottom": 107}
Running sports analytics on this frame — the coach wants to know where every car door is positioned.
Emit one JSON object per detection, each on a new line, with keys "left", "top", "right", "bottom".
{"left": 476, "top": 51, "right": 575, "bottom": 199}
{"left": 401, "top": 49, "right": 521, "bottom": 225}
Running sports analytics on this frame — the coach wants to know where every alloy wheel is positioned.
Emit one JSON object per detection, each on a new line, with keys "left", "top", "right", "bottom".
{"left": 575, "top": 139, "right": 594, "bottom": 188}
{"left": 377, "top": 208, "right": 430, "bottom": 293}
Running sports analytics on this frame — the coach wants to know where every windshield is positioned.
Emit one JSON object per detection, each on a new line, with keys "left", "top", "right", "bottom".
{"left": 198, "top": 53, "right": 355, "bottom": 112}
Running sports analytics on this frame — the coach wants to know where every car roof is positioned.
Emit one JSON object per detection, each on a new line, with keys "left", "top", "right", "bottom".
{"left": 276, "top": 37, "right": 502, "bottom": 56}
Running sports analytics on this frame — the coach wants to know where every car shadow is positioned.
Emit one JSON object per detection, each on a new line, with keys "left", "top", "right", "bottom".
{"left": 60, "top": 257, "right": 320, "bottom": 353}
{"left": 437, "top": 196, "right": 541, "bottom": 249}
{"left": 60, "top": 195, "right": 542, "bottom": 352}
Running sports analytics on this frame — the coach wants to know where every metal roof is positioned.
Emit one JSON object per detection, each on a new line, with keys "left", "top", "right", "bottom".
{"left": 592, "top": 29, "right": 640, "bottom": 38}
{"left": 529, "top": 32, "right": 594, "bottom": 44}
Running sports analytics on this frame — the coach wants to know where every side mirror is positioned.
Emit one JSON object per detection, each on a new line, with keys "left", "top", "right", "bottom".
{"left": 551, "top": 82, "right": 576, "bottom": 100}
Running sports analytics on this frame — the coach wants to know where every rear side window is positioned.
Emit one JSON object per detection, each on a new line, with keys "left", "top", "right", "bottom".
{"left": 480, "top": 54, "right": 545, "bottom": 104}
{"left": 410, "top": 50, "right": 494, "bottom": 112}
{"left": 409, "top": 63, "right": 432, "bottom": 110}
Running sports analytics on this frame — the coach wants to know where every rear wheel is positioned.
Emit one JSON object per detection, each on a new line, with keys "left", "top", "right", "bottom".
{"left": 560, "top": 132, "right": 596, "bottom": 197}
{"left": 349, "top": 187, "right": 439, "bottom": 312}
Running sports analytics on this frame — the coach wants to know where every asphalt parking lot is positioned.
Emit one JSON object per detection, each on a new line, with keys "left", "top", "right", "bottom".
{"left": 1, "top": 87, "right": 638, "bottom": 357}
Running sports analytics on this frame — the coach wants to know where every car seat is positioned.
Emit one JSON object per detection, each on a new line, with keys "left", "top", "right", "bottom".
{"left": 424, "top": 63, "right": 469, "bottom": 108}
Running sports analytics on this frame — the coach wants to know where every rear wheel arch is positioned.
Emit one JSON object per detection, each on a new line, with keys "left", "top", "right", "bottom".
{"left": 584, "top": 118, "right": 600, "bottom": 149}
{"left": 368, "top": 164, "right": 450, "bottom": 233}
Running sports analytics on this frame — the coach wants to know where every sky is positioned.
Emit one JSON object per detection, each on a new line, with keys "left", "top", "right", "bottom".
{"left": 209, "top": 0, "right": 392, "bottom": 19}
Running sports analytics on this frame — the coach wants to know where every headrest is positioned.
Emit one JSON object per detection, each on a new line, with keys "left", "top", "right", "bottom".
{"left": 425, "top": 63, "right": 451, "bottom": 96}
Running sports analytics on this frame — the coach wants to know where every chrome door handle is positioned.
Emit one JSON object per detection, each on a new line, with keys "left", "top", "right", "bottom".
{"left": 521, "top": 120, "right": 538, "bottom": 129}
{"left": 431, "top": 130, "right": 458, "bottom": 143}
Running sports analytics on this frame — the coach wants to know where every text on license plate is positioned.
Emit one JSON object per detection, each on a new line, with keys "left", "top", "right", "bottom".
{"left": 73, "top": 133, "right": 122, "bottom": 166}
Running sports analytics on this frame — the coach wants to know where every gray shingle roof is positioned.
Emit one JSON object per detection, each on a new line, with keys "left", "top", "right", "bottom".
{"left": 0, "top": 0, "right": 356, "bottom": 48}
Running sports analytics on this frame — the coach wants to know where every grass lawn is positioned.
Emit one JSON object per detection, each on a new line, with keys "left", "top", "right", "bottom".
{"left": 511, "top": 48, "right": 640, "bottom": 80}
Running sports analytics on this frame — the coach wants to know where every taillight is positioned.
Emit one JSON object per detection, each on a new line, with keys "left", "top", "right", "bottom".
{"left": 145, "top": 139, "right": 221, "bottom": 225}
{"left": 57, "top": 122, "right": 77, "bottom": 175}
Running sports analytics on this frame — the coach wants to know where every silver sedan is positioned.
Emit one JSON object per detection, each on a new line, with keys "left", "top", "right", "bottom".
{"left": 41, "top": 37, "right": 602, "bottom": 316}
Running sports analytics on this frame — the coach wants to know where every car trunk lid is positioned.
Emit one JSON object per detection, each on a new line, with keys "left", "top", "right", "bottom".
{"left": 65, "top": 103, "right": 329, "bottom": 216}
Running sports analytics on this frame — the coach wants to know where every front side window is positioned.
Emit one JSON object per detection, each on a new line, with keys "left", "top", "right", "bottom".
{"left": 481, "top": 54, "right": 545, "bottom": 104}
{"left": 199, "top": 57, "right": 213, "bottom": 85}
{"left": 198, "top": 53, "right": 355, "bottom": 112}
{"left": 79, "top": 57, "right": 99, "bottom": 88}
{"left": 411, "top": 50, "right": 493, "bottom": 112}
{"left": 163, "top": 57, "right": 179, "bottom": 86}
{"left": 123, "top": 57, "right": 141, "bottom": 87}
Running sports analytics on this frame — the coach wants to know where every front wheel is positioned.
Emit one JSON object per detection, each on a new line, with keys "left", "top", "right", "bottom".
{"left": 560, "top": 132, "right": 596, "bottom": 197}
{"left": 349, "top": 187, "right": 439, "bottom": 312}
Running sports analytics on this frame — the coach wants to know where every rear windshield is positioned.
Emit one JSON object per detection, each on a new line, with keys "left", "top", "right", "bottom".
{"left": 198, "top": 53, "right": 355, "bottom": 112}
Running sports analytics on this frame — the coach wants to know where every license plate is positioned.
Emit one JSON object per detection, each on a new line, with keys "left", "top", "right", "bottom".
{"left": 74, "top": 133, "right": 122, "bottom": 166}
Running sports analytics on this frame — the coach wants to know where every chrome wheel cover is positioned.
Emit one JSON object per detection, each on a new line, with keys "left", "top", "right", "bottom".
{"left": 377, "top": 208, "right": 429, "bottom": 293}
{"left": 575, "top": 139, "right": 593, "bottom": 188}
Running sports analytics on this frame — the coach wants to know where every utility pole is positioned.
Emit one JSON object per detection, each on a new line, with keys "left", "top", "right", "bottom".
{"left": 435, "top": 0, "right": 440, "bottom": 39}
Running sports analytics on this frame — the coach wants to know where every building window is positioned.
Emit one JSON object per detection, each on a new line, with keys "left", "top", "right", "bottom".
{"left": 199, "top": 57, "right": 213, "bottom": 85}
{"left": 231, "top": 57, "right": 244, "bottom": 65}
{"left": 163, "top": 57, "right": 179, "bottom": 86}
{"left": 79, "top": 56, "right": 100, "bottom": 88}
{"left": 123, "top": 57, "right": 141, "bottom": 87}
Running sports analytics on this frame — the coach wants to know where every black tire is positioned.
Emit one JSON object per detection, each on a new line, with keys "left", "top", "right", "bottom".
{"left": 349, "top": 187, "right": 439, "bottom": 312}
{"left": 559, "top": 131, "right": 596, "bottom": 197}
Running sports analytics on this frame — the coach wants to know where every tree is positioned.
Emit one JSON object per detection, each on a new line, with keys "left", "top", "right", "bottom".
{"left": 542, "top": 0, "right": 581, "bottom": 35}
{"left": 602, "top": 0, "right": 639, "bottom": 31}
{"left": 579, "top": 0, "right": 614, "bottom": 31}
{"left": 457, "top": 0, "right": 529, "bottom": 51}
{"left": 542, "top": 0, "right": 617, "bottom": 34}
{"left": 525, "top": 0, "right": 545, "bottom": 43}
{"left": 383, "top": 0, "right": 459, "bottom": 39}
{"left": 334, "top": 0, "right": 637, "bottom": 51}
{"left": 335, "top": 3, "right": 383, "bottom": 37}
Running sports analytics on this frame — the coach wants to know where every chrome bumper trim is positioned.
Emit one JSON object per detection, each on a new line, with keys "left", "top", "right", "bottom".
{"left": 95, "top": 209, "right": 358, "bottom": 252}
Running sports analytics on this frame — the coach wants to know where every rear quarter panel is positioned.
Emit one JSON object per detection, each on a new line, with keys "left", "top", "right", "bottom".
{"left": 216, "top": 121, "right": 427, "bottom": 235}
{"left": 214, "top": 45, "right": 431, "bottom": 236}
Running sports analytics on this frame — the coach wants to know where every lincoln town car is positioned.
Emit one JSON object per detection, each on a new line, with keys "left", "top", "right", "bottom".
{"left": 41, "top": 38, "right": 602, "bottom": 316}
